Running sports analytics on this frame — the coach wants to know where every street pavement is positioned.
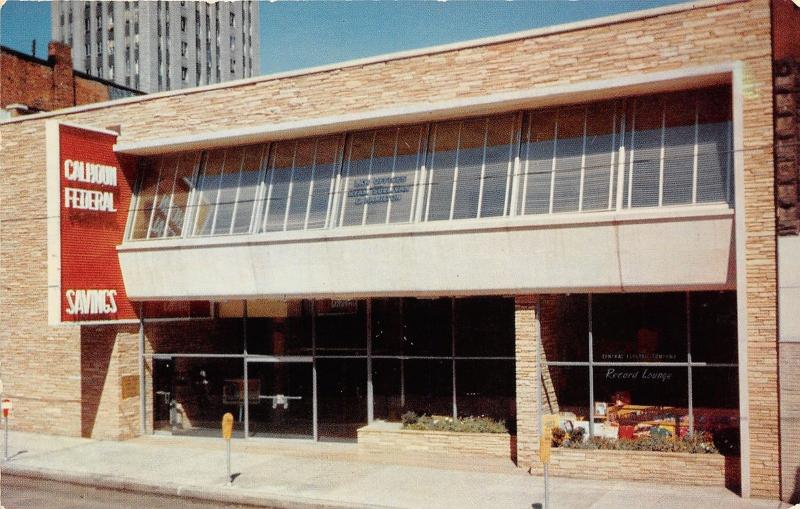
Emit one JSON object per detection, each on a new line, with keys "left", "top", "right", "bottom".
{"left": 0, "top": 431, "right": 791, "bottom": 509}
{"left": 3, "top": 476, "right": 255, "bottom": 509}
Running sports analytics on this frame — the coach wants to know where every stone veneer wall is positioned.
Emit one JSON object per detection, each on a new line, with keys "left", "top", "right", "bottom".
{"left": 0, "top": 0, "right": 778, "bottom": 497}
{"left": 357, "top": 424, "right": 512, "bottom": 460}
{"left": 537, "top": 449, "right": 737, "bottom": 488}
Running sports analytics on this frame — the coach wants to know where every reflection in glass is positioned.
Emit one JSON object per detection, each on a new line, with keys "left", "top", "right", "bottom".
{"left": 594, "top": 366, "right": 688, "bottom": 440}
{"left": 690, "top": 291, "right": 737, "bottom": 363}
{"left": 456, "top": 360, "right": 515, "bottom": 431}
{"left": 592, "top": 293, "right": 686, "bottom": 363}
{"left": 454, "top": 297, "right": 514, "bottom": 357}
{"left": 153, "top": 356, "right": 245, "bottom": 438}
{"left": 692, "top": 367, "right": 739, "bottom": 454}
{"left": 316, "top": 358, "right": 367, "bottom": 441}
{"left": 247, "top": 361, "right": 313, "bottom": 439}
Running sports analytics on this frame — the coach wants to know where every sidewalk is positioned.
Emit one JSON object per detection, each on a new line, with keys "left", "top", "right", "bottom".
{"left": 0, "top": 431, "right": 790, "bottom": 509}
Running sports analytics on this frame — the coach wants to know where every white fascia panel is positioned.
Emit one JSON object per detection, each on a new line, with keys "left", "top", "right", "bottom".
{"left": 118, "top": 213, "right": 735, "bottom": 300}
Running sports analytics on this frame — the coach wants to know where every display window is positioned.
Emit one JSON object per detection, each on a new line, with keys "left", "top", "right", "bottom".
{"left": 543, "top": 291, "right": 739, "bottom": 453}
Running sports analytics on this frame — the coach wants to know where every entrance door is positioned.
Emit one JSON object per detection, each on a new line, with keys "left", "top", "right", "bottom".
{"left": 247, "top": 357, "right": 314, "bottom": 439}
{"left": 153, "top": 356, "right": 174, "bottom": 432}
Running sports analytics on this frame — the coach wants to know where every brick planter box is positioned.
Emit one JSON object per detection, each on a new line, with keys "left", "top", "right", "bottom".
{"left": 531, "top": 448, "right": 739, "bottom": 488}
{"left": 357, "top": 421, "right": 513, "bottom": 459}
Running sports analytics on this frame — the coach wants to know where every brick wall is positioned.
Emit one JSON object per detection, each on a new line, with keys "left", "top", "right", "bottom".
{"left": 0, "top": 42, "right": 138, "bottom": 114}
{"left": 0, "top": 0, "right": 780, "bottom": 498}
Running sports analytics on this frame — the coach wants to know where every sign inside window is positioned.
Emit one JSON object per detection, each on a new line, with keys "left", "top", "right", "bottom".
{"left": 347, "top": 176, "right": 410, "bottom": 205}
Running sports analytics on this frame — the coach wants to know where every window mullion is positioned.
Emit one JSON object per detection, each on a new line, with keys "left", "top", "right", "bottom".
{"left": 607, "top": 103, "right": 618, "bottom": 210}
{"left": 303, "top": 139, "right": 319, "bottom": 230}
{"left": 692, "top": 96, "right": 700, "bottom": 204}
{"left": 657, "top": 98, "right": 666, "bottom": 207}
{"left": 325, "top": 134, "right": 346, "bottom": 229}
{"left": 260, "top": 144, "right": 277, "bottom": 233}
{"left": 361, "top": 131, "right": 377, "bottom": 226}
{"left": 520, "top": 114, "right": 533, "bottom": 215}
{"left": 626, "top": 98, "right": 637, "bottom": 208}
{"left": 424, "top": 124, "right": 438, "bottom": 222}
{"left": 209, "top": 150, "right": 228, "bottom": 236}
{"left": 248, "top": 144, "right": 269, "bottom": 235}
{"left": 504, "top": 112, "right": 522, "bottom": 217}
{"left": 476, "top": 118, "right": 489, "bottom": 219}
{"left": 182, "top": 152, "right": 202, "bottom": 238}
{"left": 282, "top": 141, "right": 298, "bottom": 231}
{"left": 548, "top": 109, "right": 559, "bottom": 214}
{"left": 578, "top": 105, "right": 588, "bottom": 212}
{"left": 338, "top": 135, "right": 355, "bottom": 227}
{"left": 384, "top": 128, "right": 400, "bottom": 225}
{"left": 145, "top": 156, "right": 164, "bottom": 239}
{"left": 228, "top": 149, "right": 246, "bottom": 235}
{"left": 448, "top": 122, "right": 463, "bottom": 221}
{"left": 190, "top": 152, "right": 209, "bottom": 236}
{"left": 413, "top": 124, "right": 432, "bottom": 223}
{"left": 614, "top": 101, "right": 627, "bottom": 211}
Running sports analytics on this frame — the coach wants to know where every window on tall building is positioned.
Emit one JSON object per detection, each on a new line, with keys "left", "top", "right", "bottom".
{"left": 181, "top": 16, "right": 186, "bottom": 32}
{"left": 135, "top": 75, "right": 139, "bottom": 89}
{"left": 182, "top": 67, "right": 188, "bottom": 81}
{"left": 68, "top": 9, "right": 73, "bottom": 24}
{"left": 107, "top": 3, "right": 113, "bottom": 15}
{"left": 181, "top": 41, "right": 188, "bottom": 56}
{"left": 126, "top": 76, "right": 130, "bottom": 87}
{"left": 125, "top": 21, "right": 130, "bottom": 36}
{"left": 60, "top": 13, "right": 64, "bottom": 26}
{"left": 230, "top": 11, "right": 235, "bottom": 27}
{"left": 166, "top": 21, "right": 170, "bottom": 37}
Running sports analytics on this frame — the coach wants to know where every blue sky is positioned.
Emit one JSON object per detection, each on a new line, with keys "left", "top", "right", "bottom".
{"left": 1, "top": 0, "right": 685, "bottom": 75}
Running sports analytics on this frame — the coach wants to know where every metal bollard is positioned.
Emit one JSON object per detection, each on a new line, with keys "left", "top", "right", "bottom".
{"left": 222, "top": 412, "right": 234, "bottom": 486}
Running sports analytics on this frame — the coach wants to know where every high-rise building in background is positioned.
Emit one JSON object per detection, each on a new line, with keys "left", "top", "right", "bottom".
{"left": 51, "top": 0, "right": 260, "bottom": 93}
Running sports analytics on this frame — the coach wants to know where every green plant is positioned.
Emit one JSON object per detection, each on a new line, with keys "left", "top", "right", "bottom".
{"left": 400, "top": 414, "right": 508, "bottom": 433}
{"left": 401, "top": 411, "right": 419, "bottom": 426}
{"left": 568, "top": 426, "right": 586, "bottom": 444}
{"left": 551, "top": 427, "right": 566, "bottom": 447}
{"left": 558, "top": 433, "right": 719, "bottom": 454}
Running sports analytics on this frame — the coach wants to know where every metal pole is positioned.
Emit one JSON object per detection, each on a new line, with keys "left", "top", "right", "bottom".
{"left": 535, "top": 300, "right": 547, "bottom": 509}
{"left": 588, "top": 294, "right": 595, "bottom": 438}
{"left": 544, "top": 464, "right": 549, "bottom": 509}
{"left": 4, "top": 415, "right": 8, "bottom": 461}
{"left": 138, "top": 303, "right": 146, "bottom": 436}
{"left": 226, "top": 439, "right": 231, "bottom": 486}
{"left": 686, "top": 292, "right": 694, "bottom": 435}
{"left": 243, "top": 301, "right": 249, "bottom": 439}
{"left": 366, "top": 299, "right": 374, "bottom": 424}
{"left": 312, "top": 303, "right": 318, "bottom": 441}
{"left": 451, "top": 298, "right": 457, "bottom": 419}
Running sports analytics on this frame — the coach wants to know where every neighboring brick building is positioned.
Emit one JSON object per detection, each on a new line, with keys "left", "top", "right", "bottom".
{"left": 0, "top": 0, "right": 795, "bottom": 503}
{"left": 0, "top": 41, "right": 141, "bottom": 118}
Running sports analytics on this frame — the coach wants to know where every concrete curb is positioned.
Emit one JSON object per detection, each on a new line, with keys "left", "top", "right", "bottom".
{"left": 2, "top": 464, "right": 393, "bottom": 509}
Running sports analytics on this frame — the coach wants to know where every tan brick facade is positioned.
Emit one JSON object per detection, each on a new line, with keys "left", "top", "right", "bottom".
{"left": 0, "top": 0, "right": 783, "bottom": 499}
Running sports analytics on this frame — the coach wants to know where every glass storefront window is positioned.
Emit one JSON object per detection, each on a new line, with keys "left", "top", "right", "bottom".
{"left": 691, "top": 292, "right": 738, "bottom": 364}
{"left": 454, "top": 297, "right": 514, "bottom": 357}
{"left": 315, "top": 300, "right": 367, "bottom": 356}
{"left": 542, "top": 291, "right": 739, "bottom": 451}
{"left": 593, "top": 293, "right": 686, "bottom": 363}
{"left": 541, "top": 294, "right": 589, "bottom": 362}
{"left": 128, "top": 87, "right": 733, "bottom": 243}
{"left": 594, "top": 366, "right": 688, "bottom": 440}
{"left": 153, "top": 356, "right": 245, "bottom": 437}
{"left": 456, "top": 359, "right": 515, "bottom": 430}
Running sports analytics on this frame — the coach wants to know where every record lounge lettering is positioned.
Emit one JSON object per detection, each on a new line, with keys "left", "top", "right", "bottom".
{"left": 63, "top": 159, "right": 118, "bottom": 212}
{"left": 64, "top": 289, "right": 118, "bottom": 316}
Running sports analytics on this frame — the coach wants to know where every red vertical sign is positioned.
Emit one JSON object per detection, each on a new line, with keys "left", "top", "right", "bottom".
{"left": 59, "top": 124, "right": 138, "bottom": 321}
